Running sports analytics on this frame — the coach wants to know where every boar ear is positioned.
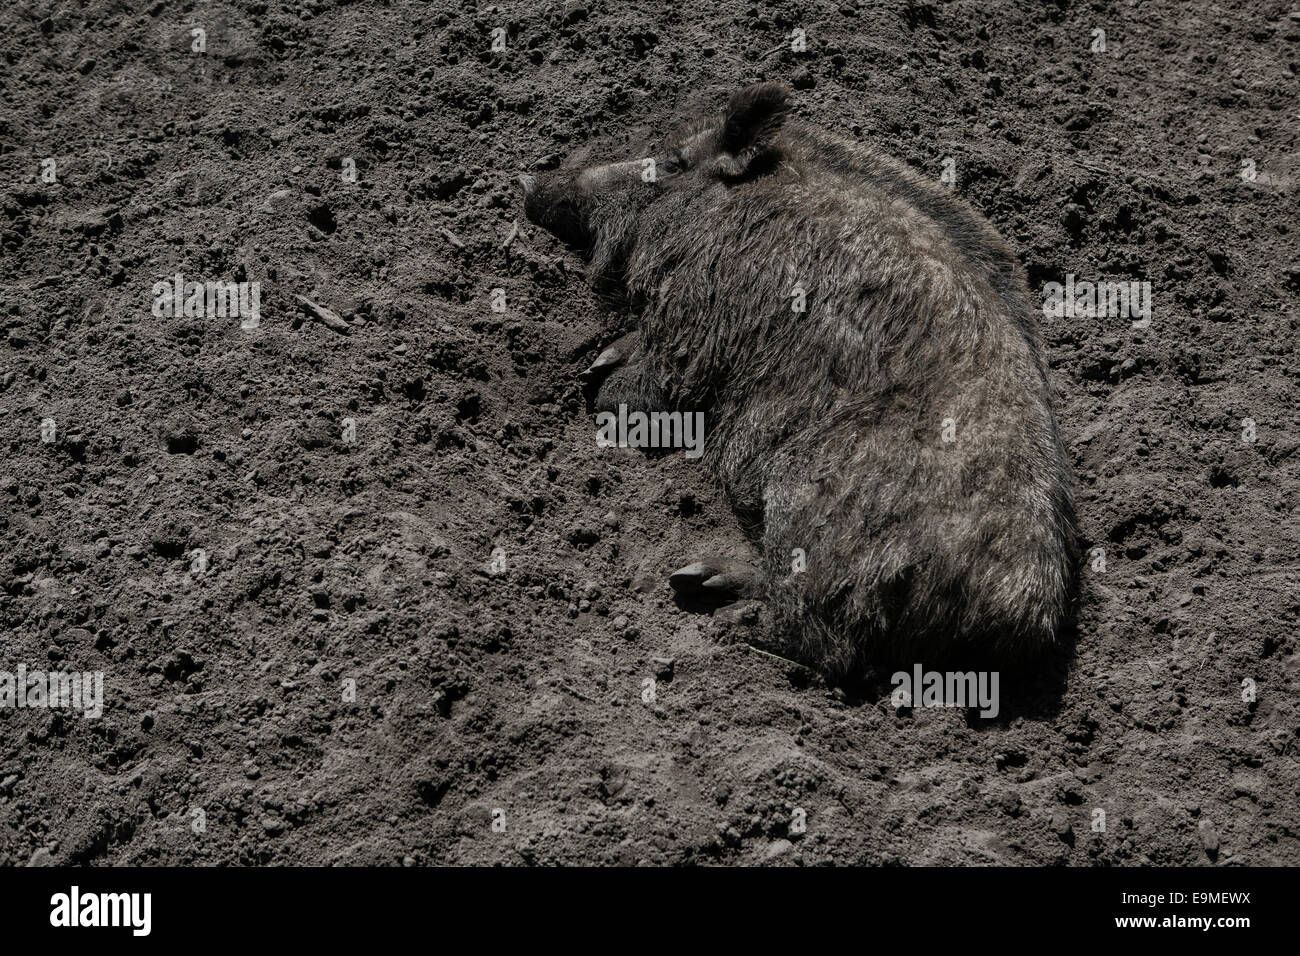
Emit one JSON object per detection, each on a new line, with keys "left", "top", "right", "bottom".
{"left": 715, "top": 82, "right": 792, "bottom": 176}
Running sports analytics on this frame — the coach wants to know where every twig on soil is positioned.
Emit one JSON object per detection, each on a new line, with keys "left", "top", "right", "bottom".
{"left": 557, "top": 682, "right": 596, "bottom": 703}
{"left": 440, "top": 227, "right": 465, "bottom": 249}
{"left": 740, "top": 644, "right": 805, "bottom": 669}
{"left": 502, "top": 219, "right": 520, "bottom": 249}
{"left": 293, "top": 294, "right": 352, "bottom": 336}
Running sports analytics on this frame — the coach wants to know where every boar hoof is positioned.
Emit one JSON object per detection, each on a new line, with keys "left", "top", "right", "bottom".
{"left": 581, "top": 337, "right": 632, "bottom": 383}
{"left": 669, "top": 557, "right": 764, "bottom": 602}
{"left": 713, "top": 599, "right": 766, "bottom": 626}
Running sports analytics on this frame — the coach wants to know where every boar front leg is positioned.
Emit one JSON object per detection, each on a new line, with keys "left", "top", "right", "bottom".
{"left": 581, "top": 332, "right": 667, "bottom": 415}
{"left": 584, "top": 336, "right": 767, "bottom": 608}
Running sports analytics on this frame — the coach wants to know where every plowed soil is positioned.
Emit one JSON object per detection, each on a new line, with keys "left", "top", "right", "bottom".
{"left": 1, "top": 0, "right": 1297, "bottom": 865}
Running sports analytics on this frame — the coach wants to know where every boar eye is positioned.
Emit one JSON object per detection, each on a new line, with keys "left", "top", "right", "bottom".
{"left": 658, "top": 150, "right": 687, "bottom": 175}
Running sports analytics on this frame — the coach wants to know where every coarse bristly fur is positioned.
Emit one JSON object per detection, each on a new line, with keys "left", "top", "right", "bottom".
{"left": 523, "top": 82, "right": 1079, "bottom": 678}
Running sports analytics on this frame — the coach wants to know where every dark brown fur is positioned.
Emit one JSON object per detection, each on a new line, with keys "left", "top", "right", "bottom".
{"left": 524, "top": 83, "right": 1078, "bottom": 677}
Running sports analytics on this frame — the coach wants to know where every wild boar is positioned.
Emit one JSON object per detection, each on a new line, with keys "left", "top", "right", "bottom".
{"left": 522, "top": 82, "right": 1078, "bottom": 677}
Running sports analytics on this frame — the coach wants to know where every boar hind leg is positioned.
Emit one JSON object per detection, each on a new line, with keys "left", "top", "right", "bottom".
{"left": 668, "top": 556, "right": 765, "bottom": 602}
{"left": 581, "top": 333, "right": 666, "bottom": 414}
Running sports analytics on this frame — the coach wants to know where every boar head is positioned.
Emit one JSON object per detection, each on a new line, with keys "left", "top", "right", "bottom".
{"left": 521, "top": 82, "right": 792, "bottom": 275}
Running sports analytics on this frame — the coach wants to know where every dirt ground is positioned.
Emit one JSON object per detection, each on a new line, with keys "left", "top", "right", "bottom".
{"left": 0, "top": 0, "right": 1297, "bottom": 866}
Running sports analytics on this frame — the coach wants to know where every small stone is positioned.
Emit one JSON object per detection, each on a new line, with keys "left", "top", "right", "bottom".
{"left": 1198, "top": 819, "right": 1220, "bottom": 856}
{"left": 567, "top": 524, "right": 599, "bottom": 547}
{"left": 765, "top": 839, "right": 793, "bottom": 859}
{"left": 264, "top": 188, "right": 294, "bottom": 211}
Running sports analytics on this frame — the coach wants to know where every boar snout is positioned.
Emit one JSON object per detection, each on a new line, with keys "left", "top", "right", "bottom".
{"left": 521, "top": 171, "right": 595, "bottom": 249}
{"left": 522, "top": 82, "right": 796, "bottom": 262}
